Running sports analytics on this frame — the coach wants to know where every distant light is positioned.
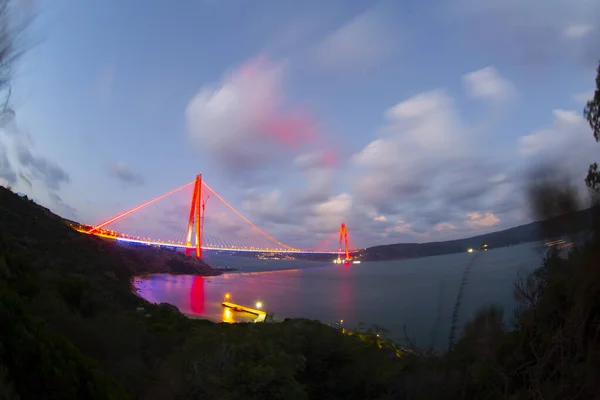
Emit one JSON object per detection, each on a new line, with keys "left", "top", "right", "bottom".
{"left": 340, "top": 319, "right": 344, "bottom": 324}
{"left": 255, "top": 301, "right": 262, "bottom": 309}
{"left": 467, "top": 248, "right": 474, "bottom": 253}
{"left": 224, "top": 293, "right": 231, "bottom": 300}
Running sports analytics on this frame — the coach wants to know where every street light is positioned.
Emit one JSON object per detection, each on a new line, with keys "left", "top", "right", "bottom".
{"left": 255, "top": 301, "right": 263, "bottom": 309}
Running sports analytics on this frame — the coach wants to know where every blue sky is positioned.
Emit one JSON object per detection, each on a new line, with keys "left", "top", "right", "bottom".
{"left": 1, "top": 0, "right": 599, "bottom": 248}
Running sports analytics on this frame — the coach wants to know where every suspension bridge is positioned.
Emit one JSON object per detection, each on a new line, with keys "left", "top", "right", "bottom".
{"left": 75, "top": 174, "right": 357, "bottom": 261}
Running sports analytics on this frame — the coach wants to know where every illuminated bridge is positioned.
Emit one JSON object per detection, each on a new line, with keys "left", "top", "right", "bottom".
{"left": 75, "top": 174, "right": 358, "bottom": 261}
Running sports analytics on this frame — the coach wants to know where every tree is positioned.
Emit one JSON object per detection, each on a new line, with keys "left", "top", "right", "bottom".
{"left": 0, "top": 0, "right": 30, "bottom": 125}
{"left": 584, "top": 62, "right": 600, "bottom": 192}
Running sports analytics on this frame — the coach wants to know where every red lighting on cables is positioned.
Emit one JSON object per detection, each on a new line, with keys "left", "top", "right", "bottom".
{"left": 88, "top": 180, "right": 195, "bottom": 233}
{"left": 201, "top": 181, "right": 298, "bottom": 251}
{"left": 82, "top": 175, "right": 359, "bottom": 254}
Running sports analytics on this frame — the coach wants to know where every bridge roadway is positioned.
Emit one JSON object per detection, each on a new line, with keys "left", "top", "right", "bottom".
{"left": 73, "top": 226, "right": 355, "bottom": 255}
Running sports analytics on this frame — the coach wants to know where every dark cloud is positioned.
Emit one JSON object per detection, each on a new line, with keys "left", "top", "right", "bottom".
{"left": 108, "top": 163, "right": 144, "bottom": 186}
{"left": 241, "top": 189, "right": 296, "bottom": 225}
{"left": 0, "top": 142, "right": 17, "bottom": 185}
{"left": 450, "top": 0, "right": 600, "bottom": 68}
{"left": 0, "top": 136, "right": 76, "bottom": 219}
{"left": 16, "top": 143, "right": 70, "bottom": 190}
{"left": 18, "top": 171, "right": 31, "bottom": 187}
{"left": 48, "top": 192, "right": 77, "bottom": 220}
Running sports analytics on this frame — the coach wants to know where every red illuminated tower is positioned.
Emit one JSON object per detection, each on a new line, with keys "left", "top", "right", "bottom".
{"left": 339, "top": 222, "right": 351, "bottom": 262}
{"left": 185, "top": 174, "right": 204, "bottom": 259}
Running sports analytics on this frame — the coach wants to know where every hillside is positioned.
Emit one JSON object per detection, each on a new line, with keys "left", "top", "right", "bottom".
{"left": 0, "top": 188, "right": 221, "bottom": 278}
{"left": 0, "top": 185, "right": 405, "bottom": 399}
{"left": 364, "top": 206, "right": 598, "bottom": 261}
{"left": 2, "top": 184, "right": 600, "bottom": 399}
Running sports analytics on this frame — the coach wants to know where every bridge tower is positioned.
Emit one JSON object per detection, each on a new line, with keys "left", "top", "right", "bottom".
{"left": 339, "top": 222, "right": 351, "bottom": 262}
{"left": 185, "top": 174, "right": 205, "bottom": 259}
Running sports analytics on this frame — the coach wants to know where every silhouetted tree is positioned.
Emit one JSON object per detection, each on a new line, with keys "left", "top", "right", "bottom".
{"left": 584, "top": 62, "right": 600, "bottom": 192}
{"left": 526, "top": 164, "right": 581, "bottom": 240}
{"left": 0, "top": 0, "right": 31, "bottom": 125}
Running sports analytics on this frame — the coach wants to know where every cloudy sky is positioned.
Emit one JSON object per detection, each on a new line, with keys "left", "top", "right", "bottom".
{"left": 1, "top": 0, "right": 599, "bottom": 249}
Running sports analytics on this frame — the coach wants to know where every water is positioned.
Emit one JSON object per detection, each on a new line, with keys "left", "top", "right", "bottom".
{"left": 133, "top": 243, "right": 545, "bottom": 348}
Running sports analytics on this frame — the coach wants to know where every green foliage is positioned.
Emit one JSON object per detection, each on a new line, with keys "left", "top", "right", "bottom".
{"left": 54, "top": 277, "right": 94, "bottom": 316}
{"left": 0, "top": 259, "right": 128, "bottom": 399}
{"left": 584, "top": 62, "right": 600, "bottom": 142}
{"left": 584, "top": 61, "right": 600, "bottom": 191}
{"left": 586, "top": 162, "right": 600, "bottom": 193}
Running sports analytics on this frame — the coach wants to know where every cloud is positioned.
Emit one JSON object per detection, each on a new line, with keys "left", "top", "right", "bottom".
{"left": 310, "top": 192, "right": 352, "bottom": 227}
{"left": 48, "top": 192, "right": 78, "bottom": 220}
{"left": 465, "top": 211, "right": 501, "bottom": 228}
{"left": 563, "top": 24, "right": 595, "bottom": 39}
{"left": 184, "top": 56, "right": 356, "bottom": 247}
{"left": 0, "top": 134, "right": 76, "bottom": 219}
{"left": 312, "top": 9, "right": 394, "bottom": 74}
{"left": 0, "top": 141, "right": 17, "bottom": 186}
{"left": 219, "top": 71, "right": 594, "bottom": 248}
{"left": 15, "top": 143, "right": 70, "bottom": 191}
{"left": 241, "top": 189, "right": 290, "bottom": 225}
{"left": 352, "top": 90, "right": 468, "bottom": 213}
{"left": 518, "top": 108, "right": 597, "bottom": 183}
{"left": 450, "top": 0, "right": 600, "bottom": 66}
{"left": 108, "top": 162, "right": 144, "bottom": 186}
{"left": 574, "top": 91, "right": 594, "bottom": 104}
{"left": 435, "top": 222, "right": 457, "bottom": 232}
{"left": 345, "top": 84, "right": 526, "bottom": 246}
{"left": 293, "top": 149, "right": 337, "bottom": 171}
{"left": 463, "top": 66, "right": 516, "bottom": 103}
{"left": 186, "top": 56, "right": 320, "bottom": 179}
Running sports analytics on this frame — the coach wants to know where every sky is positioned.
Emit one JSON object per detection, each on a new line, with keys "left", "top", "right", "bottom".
{"left": 0, "top": 0, "right": 599, "bottom": 249}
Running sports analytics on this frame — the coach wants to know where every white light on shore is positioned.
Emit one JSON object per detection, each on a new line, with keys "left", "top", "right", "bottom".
{"left": 256, "top": 301, "right": 262, "bottom": 309}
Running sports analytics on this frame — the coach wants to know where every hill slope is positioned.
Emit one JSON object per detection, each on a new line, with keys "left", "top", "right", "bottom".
{"left": 364, "top": 206, "right": 597, "bottom": 261}
{"left": 0, "top": 187, "right": 221, "bottom": 279}
{"left": 0, "top": 186, "right": 403, "bottom": 400}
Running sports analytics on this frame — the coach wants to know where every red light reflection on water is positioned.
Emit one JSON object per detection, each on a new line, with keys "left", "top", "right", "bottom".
{"left": 190, "top": 276, "right": 205, "bottom": 315}
{"left": 336, "top": 264, "right": 353, "bottom": 324}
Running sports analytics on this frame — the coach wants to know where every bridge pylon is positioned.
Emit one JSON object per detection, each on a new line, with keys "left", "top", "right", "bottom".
{"left": 185, "top": 174, "right": 204, "bottom": 259}
{"left": 339, "top": 222, "right": 351, "bottom": 262}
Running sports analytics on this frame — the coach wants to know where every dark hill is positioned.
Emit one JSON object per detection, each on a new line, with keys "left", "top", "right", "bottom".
{"left": 0, "top": 185, "right": 404, "bottom": 399}
{"left": 364, "top": 206, "right": 598, "bottom": 261}
{"left": 0, "top": 186, "right": 221, "bottom": 279}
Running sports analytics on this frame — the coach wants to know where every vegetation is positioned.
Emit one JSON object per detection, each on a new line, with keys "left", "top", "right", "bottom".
{"left": 584, "top": 62, "right": 600, "bottom": 192}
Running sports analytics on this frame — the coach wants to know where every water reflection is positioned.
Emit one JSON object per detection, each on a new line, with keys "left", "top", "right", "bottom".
{"left": 134, "top": 274, "right": 257, "bottom": 323}
{"left": 133, "top": 244, "right": 544, "bottom": 348}
{"left": 190, "top": 276, "right": 205, "bottom": 315}
{"left": 334, "top": 264, "right": 354, "bottom": 324}
{"left": 222, "top": 307, "right": 234, "bottom": 323}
